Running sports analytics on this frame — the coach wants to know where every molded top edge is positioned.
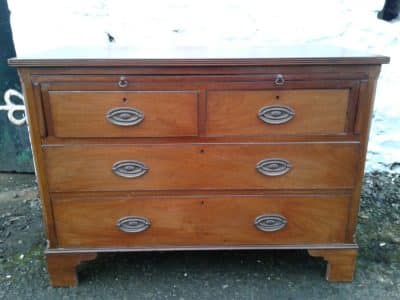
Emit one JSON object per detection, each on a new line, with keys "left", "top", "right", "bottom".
{"left": 8, "top": 45, "right": 390, "bottom": 67}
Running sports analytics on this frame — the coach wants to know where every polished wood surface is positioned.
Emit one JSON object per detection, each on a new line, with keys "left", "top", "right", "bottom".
{"left": 207, "top": 89, "right": 350, "bottom": 136}
{"left": 53, "top": 195, "right": 349, "bottom": 247}
{"left": 46, "top": 253, "right": 97, "bottom": 287}
{"left": 18, "top": 70, "right": 58, "bottom": 246}
{"left": 8, "top": 45, "right": 390, "bottom": 67}
{"left": 11, "top": 50, "right": 388, "bottom": 285}
{"left": 48, "top": 90, "right": 199, "bottom": 137}
{"left": 348, "top": 79, "right": 379, "bottom": 241}
{"left": 308, "top": 248, "right": 358, "bottom": 282}
{"left": 44, "top": 143, "right": 359, "bottom": 192}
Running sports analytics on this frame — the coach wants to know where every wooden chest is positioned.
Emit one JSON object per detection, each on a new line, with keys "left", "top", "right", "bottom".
{"left": 9, "top": 46, "right": 389, "bottom": 286}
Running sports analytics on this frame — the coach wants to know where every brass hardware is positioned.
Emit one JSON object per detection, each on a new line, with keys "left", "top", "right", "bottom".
{"left": 117, "top": 216, "right": 150, "bottom": 233}
{"left": 118, "top": 76, "right": 128, "bottom": 88}
{"left": 275, "top": 74, "right": 285, "bottom": 85}
{"left": 112, "top": 160, "right": 148, "bottom": 178}
{"left": 256, "top": 158, "right": 292, "bottom": 176}
{"left": 254, "top": 214, "right": 287, "bottom": 232}
{"left": 106, "top": 107, "right": 144, "bottom": 126}
{"left": 258, "top": 105, "right": 295, "bottom": 124}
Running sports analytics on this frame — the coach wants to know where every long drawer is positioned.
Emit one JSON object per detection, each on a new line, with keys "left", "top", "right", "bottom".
{"left": 207, "top": 89, "right": 350, "bottom": 136}
{"left": 53, "top": 195, "right": 350, "bottom": 247}
{"left": 44, "top": 143, "right": 358, "bottom": 192}
{"left": 47, "top": 91, "right": 199, "bottom": 137}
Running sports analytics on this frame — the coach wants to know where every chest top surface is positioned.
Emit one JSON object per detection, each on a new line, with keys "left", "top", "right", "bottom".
{"left": 8, "top": 45, "right": 389, "bottom": 67}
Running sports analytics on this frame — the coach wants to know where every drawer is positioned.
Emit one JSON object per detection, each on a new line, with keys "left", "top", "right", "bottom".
{"left": 47, "top": 91, "right": 198, "bottom": 137}
{"left": 207, "top": 89, "right": 350, "bottom": 136}
{"left": 53, "top": 195, "right": 349, "bottom": 247}
{"left": 44, "top": 143, "right": 358, "bottom": 192}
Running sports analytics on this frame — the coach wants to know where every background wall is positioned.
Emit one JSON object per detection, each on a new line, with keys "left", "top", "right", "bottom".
{"left": 2, "top": 0, "right": 400, "bottom": 172}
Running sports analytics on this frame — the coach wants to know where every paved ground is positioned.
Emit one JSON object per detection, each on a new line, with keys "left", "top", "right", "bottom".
{"left": 0, "top": 172, "right": 399, "bottom": 299}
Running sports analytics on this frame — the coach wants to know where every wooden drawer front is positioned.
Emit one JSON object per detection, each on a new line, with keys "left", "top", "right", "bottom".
{"left": 44, "top": 143, "right": 358, "bottom": 192}
{"left": 53, "top": 195, "right": 349, "bottom": 247}
{"left": 207, "top": 89, "right": 349, "bottom": 136}
{"left": 47, "top": 91, "right": 198, "bottom": 137}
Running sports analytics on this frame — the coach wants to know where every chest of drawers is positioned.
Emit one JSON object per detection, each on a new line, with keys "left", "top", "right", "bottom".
{"left": 10, "top": 46, "right": 389, "bottom": 286}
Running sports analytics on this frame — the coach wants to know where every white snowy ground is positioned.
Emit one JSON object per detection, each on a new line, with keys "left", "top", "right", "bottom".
{"left": 8, "top": 0, "right": 400, "bottom": 172}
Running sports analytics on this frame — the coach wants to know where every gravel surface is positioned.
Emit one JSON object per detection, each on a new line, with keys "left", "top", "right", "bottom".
{"left": 0, "top": 173, "right": 399, "bottom": 299}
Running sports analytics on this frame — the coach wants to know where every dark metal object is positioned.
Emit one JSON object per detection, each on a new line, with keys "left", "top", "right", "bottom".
{"left": 256, "top": 158, "right": 292, "bottom": 176}
{"left": 106, "top": 107, "right": 144, "bottom": 126}
{"left": 118, "top": 76, "right": 128, "bottom": 88}
{"left": 117, "top": 216, "right": 151, "bottom": 233}
{"left": 112, "top": 160, "right": 148, "bottom": 178}
{"left": 106, "top": 32, "right": 115, "bottom": 43}
{"left": 275, "top": 74, "right": 285, "bottom": 85}
{"left": 378, "top": 0, "right": 400, "bottom": 21}
{"left": 254, "top": 214, "right": 287, "bottom": 232}
{"left": 258, "top": 105, "right": 295, "bottom": 124}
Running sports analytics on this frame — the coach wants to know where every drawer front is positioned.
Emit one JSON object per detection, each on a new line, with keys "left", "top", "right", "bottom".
{"left": 207, "top": 89, "right": 349, "bottom": 136}
{"left": 53, "top": 195, "right": 349, "bottom": 247}
{"left": 44, "top": 143, "right": 358, "bottom": 192}
{"left": 48, "top": 91, "right": 198, "bottom": 137}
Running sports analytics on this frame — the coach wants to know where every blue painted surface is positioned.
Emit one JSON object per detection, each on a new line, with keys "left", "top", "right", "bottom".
{"left": 0, "top": 0, "right": 33, "bottom": 172}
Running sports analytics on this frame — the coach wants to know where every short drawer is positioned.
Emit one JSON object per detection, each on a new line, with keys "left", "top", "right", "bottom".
{"left": 207, "top": 89, "right": 350, "bottom": 136}
{"left": 53, "top": 195, "right": 349, "bottom": 247}
{"left": 44, "top": 143, "right": 358, "bottom": 192}
{"left": 47, "top": 91, "right": 198, "bottom": 137}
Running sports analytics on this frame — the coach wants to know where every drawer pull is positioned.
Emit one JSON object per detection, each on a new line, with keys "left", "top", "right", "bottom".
{"left": 106, "top": 107, "right": 144, "bottom": 126}
{"left": 256, "top": 158, "right": 292, "bottom": 176}
{"left": 254, "top": 214, "right": 287, "bottom": 232}
{"left": 275, "top": 74, "right": 285, "bottom": 85}
{"left": 112, "top": 160, "right": 148, "bottom": 178}
{"left": 258, "top": 105, "right": 295, "bottom": 124}
{"left": 118, "top": 76, "right": 128, "bottom": 88}
{"left": 117, "top": 216, "right": 150, "bottom": 233}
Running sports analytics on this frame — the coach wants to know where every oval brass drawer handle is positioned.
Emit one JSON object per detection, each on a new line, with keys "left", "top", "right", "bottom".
{"left": 106, "top": 107, "right": 144, "bottom": 126}
{"left": 112, "top": 160, "right": 148, "bottom": 178}
{"left": 258, "top": 105, "right": 295, "bottom": 125}
{"left": 117, "top": 216, "right": 151, "bottom": 233}
{"left": 256, "top": 158, "right": 292, "bottom": 176}
{"left": 254, "top": 214, "right": 287, "bottom": 232}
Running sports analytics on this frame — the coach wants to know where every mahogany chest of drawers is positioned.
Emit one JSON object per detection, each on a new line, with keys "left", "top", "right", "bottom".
{"left": 9, "top": 47, "right": 389, "bottom": 286}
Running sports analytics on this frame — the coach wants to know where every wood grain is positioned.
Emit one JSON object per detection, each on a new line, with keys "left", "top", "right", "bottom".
{"left": 347, "top": 76, "right": 380, "bottom": 242}
{"left": 52, "top": 195, "right": 350, "bottom": 247}
{"left": 8, "top": 44, "right": 390, "bottom": 67}
{"left": 43, "top": 134, "right": 360, "bottom": 145}
{"left": 308, "top": 248, "right": 358, "bottom": 282}
{"left": 18, "top": 70, "right": 58, "bottom": 246}
{"left": 47, "top": 91, "right": 199, "bottom": 137}
{"left": 44, "top": 143, "right": 359, "bottom": 192}
{"left": 46, "top": 252, "right": 97, "bottom": 287}
{"left": 10, "top": 54, "right": 387, "bottom": 285}
{"left": 29, "top": 66, "right": 374, "bottom": 78}
{"left": 207, "top": 89, "right": 350, "bottom": 136}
